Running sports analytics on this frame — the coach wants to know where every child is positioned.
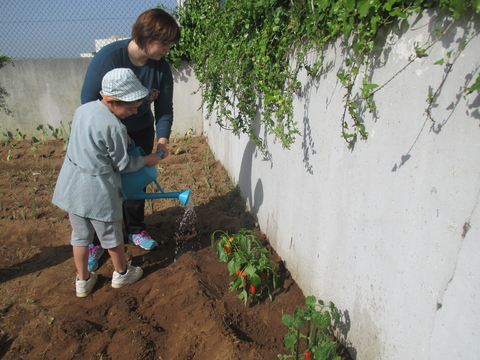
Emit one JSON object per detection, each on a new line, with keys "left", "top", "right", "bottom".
{"left": 52, "top": 68, "right": 161, "bottom": 297}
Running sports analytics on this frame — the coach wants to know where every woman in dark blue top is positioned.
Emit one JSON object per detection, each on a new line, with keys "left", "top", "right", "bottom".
{"left": 80, "top": 8, "right": 181, "bottom": 268}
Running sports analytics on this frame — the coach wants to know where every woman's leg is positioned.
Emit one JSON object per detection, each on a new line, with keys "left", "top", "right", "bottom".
{"left": 123, "top": 126, "right": 158, "bottom": 250}
{"left": 123, "top": 125, "right": 155, "bottom": 236}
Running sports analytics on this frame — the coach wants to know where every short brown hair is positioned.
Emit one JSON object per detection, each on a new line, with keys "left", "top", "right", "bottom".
{"left": 131, "top": 8, "right": 181, "bottom": 50}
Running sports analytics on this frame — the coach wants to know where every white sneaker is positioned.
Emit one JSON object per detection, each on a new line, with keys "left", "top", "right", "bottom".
{"left": 111, "top": 263, "right": 143, "bottom": 289}
{"left": 76, "top": 272, "right": 98, "bottom": 297}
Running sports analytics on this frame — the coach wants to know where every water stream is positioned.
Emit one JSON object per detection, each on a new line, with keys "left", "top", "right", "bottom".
{"left": 173, "top": 198, "right": 200, "bottom": 260}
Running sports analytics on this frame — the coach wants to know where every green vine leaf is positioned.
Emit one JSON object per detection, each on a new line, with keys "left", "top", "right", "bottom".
{"left": 466, "top": 74, "right": 480, "bottom": 94}
{"left": 415, "top": 47, "right": 428, "bottom": 58}
{"left": 173, "top": 0, "right": 479, "bottom": 154}
{"left": 474, "top": 0, "right": 480, "bottom": 13}
{"left": 358, "top": 0, "right": 372, "bottom": 17}
{"left": 390, "top": 8, "right": 408, "bottom": 18}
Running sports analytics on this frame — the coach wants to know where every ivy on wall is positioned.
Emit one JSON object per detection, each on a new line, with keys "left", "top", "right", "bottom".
{"left": 0, "top": 55, "right": 13, "bottom": 115}
{"left": 168, "top": 0, "right": 480, "bottom": 157}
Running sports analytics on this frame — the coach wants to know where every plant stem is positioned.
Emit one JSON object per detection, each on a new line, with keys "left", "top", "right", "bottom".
{"left": 295, "top": 328, "right": 300, "bottom": 360}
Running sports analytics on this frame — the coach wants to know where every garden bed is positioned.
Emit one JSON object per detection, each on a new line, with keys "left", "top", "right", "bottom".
{"left": 0, "top": 135, "right": 351, "bottom": 359}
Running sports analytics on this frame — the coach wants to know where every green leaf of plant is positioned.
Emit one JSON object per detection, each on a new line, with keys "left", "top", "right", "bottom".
{"left": 215, "top": 243, "right": 228, "bottom": 262}
{"left": 415, "top": 47, "right": 428, "bottom": 58}
{"left": 363, "top": 83, "right": 379, "bottom": 91}
{"left": 357, "top": 0, "right": 371, "bottom": 17}
{"left": 344, "top": 0, "right": 355, "bottom": 13}
{"left": 383, "top": 0, "right": 397, "bottom": 11}
{"left": 466, "top": 74, "right": 480, "bottom": 93}
{"left": 292, "top": 316, "right": 306, "bottom": 328}
{"left": 243, "top": 264, "right": 256, "bottom": 276}
{"left": 282, "top": 314, "right": 294, "bottom": 327}
{"left": 227, "top": 259, "right": 237, "bottom": 275}
{"left": 250, "top": 273, "right": 262, "bottom": 287}
{"left": 313, "top": 341, "right": 336, "bottom": 360}
{"left": 389, "top": 8, "right": 407, "bottom": 18}
{"left": 305, "top": 295, "right": 316, "bottom": 307}
{"left": 229, "top": 275, "right": 244, "bottom": 292}
{"left": 449, "top": 0, "right": 466, "bottom": 18}
{"left": 284, "top": 332, "right": 297, "bottom": 350}
{"left": 472, "top": 0, "right": 480, "bottom": 14}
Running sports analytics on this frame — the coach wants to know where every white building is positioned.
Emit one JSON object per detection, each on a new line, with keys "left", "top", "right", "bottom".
{"left": 80, "top": 35, "right": 127, "bottom": 58}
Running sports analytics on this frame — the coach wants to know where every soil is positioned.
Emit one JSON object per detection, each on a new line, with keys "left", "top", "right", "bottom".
{"left": 0, "top": 135, "right": 352, "bottom": 360}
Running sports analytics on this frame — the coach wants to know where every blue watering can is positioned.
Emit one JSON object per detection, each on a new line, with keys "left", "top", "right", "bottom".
{"left": 121, "top": 146, "right": 191, "bottom": 206}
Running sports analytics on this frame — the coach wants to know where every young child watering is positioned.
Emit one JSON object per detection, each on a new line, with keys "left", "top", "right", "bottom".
{"left": 52, "top": 68, "right": 161, "bottom": 297}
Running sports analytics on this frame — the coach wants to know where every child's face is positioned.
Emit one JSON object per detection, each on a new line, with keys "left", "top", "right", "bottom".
{"left": 111, "top": 100, "right": 144, "bottom": 119}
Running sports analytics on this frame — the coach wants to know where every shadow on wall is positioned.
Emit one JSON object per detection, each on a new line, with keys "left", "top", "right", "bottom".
{"left": 239, "top": 139, "right": 264, "bottom": 217}
{"left": 172, "top": 61, "right": 195, "bottom": 85}
{"left": 337, "top": 309, "right": 358, "bottom": 360}
{"left": 468, "top": 90, "right": 480, "bottom": 120}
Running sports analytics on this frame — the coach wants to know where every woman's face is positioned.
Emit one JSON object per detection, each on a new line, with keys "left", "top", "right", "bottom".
{"left": 144, "top": 40, "right": 173, "bottom": 60}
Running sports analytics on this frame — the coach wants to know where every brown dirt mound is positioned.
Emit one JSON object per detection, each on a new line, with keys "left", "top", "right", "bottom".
{"left": 0, "top": 135, "right": 351, "bottom": 359}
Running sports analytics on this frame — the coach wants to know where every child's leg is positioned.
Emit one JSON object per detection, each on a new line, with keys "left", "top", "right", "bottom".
{"left": 69, "top": 213, "right": 98, "bottom": 297}
{"left": 90, "top": 219, "right": 127, "bottom": 272}
{"left": 69, "top": 213, "right": 95, "bottom": 279}
{"left": 91, "top": 219, "right": 143, "bottom": 288}
{"left": 107, "top": 244, "right": 127, "bottom": 273}
{"left": 72, "top": 246, "right": 89, "bottom": 280}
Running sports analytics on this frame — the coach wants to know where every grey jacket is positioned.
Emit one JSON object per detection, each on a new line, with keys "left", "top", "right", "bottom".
{"left": 52, "top": 100, "right": 144, "bottom": 222}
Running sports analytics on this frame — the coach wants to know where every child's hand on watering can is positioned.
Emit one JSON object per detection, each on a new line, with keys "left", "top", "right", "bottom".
{"left": 143, "top": 153, "right": 161, "bottom": 167}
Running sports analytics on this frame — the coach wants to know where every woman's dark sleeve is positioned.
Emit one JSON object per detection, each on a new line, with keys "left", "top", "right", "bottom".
{"left": 154, "top": 62, "right": 174, "bottom": 140}
{"left": 80, "top": 50, "right": 117, "bottom": 105}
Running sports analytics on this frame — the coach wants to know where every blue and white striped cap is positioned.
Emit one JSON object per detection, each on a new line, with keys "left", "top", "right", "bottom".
{"left": 100, "top": 68, "right": 149, "bottom": 102}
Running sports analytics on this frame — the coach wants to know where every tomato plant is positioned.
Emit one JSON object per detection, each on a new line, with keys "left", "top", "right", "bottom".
{"left": 211, "top": 228, "right": 278, "bottom": 305}
{"left": 278, "top": 296, "right": 341, "bottom": 360}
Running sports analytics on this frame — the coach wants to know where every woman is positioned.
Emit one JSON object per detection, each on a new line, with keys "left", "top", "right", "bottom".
{"left": 80, "top": 8, "right": 181, "bottom": 271}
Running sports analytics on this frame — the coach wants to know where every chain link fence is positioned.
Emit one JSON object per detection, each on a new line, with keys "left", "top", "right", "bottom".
{"left": 0, "top": 0, "right": 179, "bottom": 59}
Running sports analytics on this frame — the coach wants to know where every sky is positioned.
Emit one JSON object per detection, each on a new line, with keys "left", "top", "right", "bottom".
{"left": 0, "top": 0, "right": 177, "bottom": 59}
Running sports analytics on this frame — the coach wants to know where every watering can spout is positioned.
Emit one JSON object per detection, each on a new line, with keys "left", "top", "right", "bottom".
{"left": 178, "top": 189, "right": 191, "bottom": 206}
{"left": 128, "top": 189, "right": 191, "bottom": 206}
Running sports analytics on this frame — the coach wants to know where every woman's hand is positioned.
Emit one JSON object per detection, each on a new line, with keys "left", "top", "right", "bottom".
{"left": 156, "top": 138, "right": 169, "bottom": 159}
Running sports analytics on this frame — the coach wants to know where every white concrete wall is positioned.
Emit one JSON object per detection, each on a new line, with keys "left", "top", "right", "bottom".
{"left": 0, "top": 59, "right": 202, "bottom": 138}
{"left": 204, "top": 10, "right": 480, "bottom": 360}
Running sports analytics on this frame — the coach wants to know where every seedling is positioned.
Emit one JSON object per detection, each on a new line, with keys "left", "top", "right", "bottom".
{"left": 31, "top": 198, "right": 38, "bottom": 219}
{"left": 36, "top": 125, "right": 49, "bottom": 141}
